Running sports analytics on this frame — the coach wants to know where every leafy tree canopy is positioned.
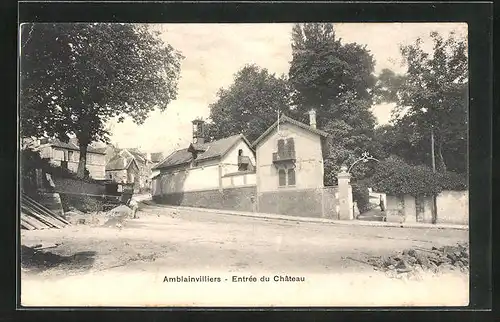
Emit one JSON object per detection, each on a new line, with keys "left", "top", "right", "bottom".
{"left": 374, "top": 31, "right": 468, "bottom": 174}
{"left": 205, "top": 64, "right": 291, "bottom": 143}
{"left": 288, "top": 23, "right": 379, "bottom": 184}
{"left": 20, "top": 23, "right": 183, "bottom": 177}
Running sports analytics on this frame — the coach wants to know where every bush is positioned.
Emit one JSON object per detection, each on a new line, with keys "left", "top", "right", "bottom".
{"left": 352, "top": 183, "right": 371, "bottom": 212}
{"left": 370, "top": 156, "right": 467, "bottom": 197}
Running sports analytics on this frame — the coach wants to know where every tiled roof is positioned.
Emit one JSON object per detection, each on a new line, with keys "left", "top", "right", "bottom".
{"left": 93, "top": 147, "right": 107, "bottom": 154}
{"left": 150, "top": 152, "right": 164, "bottom": 163}
{"left": 106, "top": 155, "right": 135, "bottom": 171}
{"left": 251, "top": 114, "right": 329, "bottom": 147}
{"left": 153, "top": 134, "right": 251, "bottom": 170}
{"left": 126, "top": 149, "right": 147, "bottom": 162}
{"left": 48, "top": 139, "right": 106, "bottom": 154}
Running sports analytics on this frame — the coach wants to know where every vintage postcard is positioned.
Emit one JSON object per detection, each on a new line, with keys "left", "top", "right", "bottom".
{"left": 19, "top": 22, "right": 469, "bottom": 307}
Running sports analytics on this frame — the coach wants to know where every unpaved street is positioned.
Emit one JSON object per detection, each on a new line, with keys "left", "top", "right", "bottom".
{"left": 21, "top": 202, "right": 469, "bottom": 307}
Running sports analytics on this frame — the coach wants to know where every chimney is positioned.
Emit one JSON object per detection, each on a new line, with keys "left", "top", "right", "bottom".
{"left": 308, "top": 110, "right": 317, "bottom": 129}
{"left": 192, "top": 118, "right": 205, "bottom": 144}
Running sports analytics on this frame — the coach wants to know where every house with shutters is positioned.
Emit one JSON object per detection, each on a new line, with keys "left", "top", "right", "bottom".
{"left": 252, "top": 110, "right": 333, "bottom": 217}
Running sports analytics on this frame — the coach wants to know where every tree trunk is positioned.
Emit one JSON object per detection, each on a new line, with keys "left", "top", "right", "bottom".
{"left": 77, "top": 143, "right": 88, "bottom": 179}
{"left": 436, "top": 138, "right": 447, "bottom": 173}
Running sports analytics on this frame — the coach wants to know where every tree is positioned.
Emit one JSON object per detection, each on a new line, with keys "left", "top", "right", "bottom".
{"left": 20, "top": 23, "right": 183, "bottom": 178}
{"left": 375, "top": 31, "right": 468, "bottom": 174}
{"left": 288, "top": 23, "right": 379, "bottom": 184}
{"left": 205, "top": 64, "right": 291, "bottom": 143}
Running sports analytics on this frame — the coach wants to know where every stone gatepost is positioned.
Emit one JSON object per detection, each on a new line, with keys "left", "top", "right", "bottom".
{"left": 337, "top": 166, "right": 354, "bottom": 220}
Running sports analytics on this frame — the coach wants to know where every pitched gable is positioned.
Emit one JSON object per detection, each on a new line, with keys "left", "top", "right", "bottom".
{"left": 251, "top": 115, "right": 329, "bottom": 148}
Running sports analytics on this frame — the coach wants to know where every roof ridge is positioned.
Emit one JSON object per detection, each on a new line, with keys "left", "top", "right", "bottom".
{"left": 251, "top": 114, "right": 329, "bottom": 147}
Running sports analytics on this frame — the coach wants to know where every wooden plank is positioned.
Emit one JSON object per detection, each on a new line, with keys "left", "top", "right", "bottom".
{"left": 20, "top": 217, "right": 35, "bottom": 230}
{"left": 21, "top": 205, "right": 61, "bottom": 228}
{"left": 20, "top": 212, "right": 50, "bottom": 230}
{"left": 22, "top": 197, "right": 69, "bottom": 227}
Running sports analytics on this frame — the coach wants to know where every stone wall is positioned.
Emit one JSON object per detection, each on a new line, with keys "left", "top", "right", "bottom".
{"left": 257, "top": 188, "right": 324, "bottom": 217}
{"left": 384, "top": 190, "right": 468, "bottom": 225}
{"left": 52, "top": 177, "right": 106, "bottom": 196}
{"left": 322, "top": 186, "right": 340, "bottom": 219}
{"left": 154, "top": 186, "right": 257, "bottom": 212}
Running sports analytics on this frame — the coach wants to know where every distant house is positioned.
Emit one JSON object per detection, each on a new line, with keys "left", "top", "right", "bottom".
{"left": 36, "top": 138, "right": 106, "bottom": 180}
{"left": 152, "top": 118, "right": 255, "bottom": 203}
{"left": 103, "top": 147, "right": 162, "bottom": 192}
{"left": 251, "top": 111, "right": 331, "bottom": 217}
{"left": 105, "top": 154, "right": 140, "bottom": 188}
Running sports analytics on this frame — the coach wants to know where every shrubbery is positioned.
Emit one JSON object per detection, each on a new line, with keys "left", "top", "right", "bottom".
{"left": 370, "top": 156, "right": 467, "bottom": 196}
{"left": 351, "top": 182, "right": 371, "bottom": 212}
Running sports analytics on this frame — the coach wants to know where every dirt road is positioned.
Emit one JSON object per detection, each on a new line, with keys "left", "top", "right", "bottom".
{"left": 20, "top": 203, "right": 469, "bottom": 307}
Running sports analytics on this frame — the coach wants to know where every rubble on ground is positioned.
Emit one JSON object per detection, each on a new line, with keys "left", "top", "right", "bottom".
{"left": 106, "top": 205, "right": 133, "bottom": 218}
{"left": 366, "top": 242, "right": 469, "bottom": 278}
{"left": 101, "top": 205, "right": 134, "bottom": 228}
{"left": 64, "top": 205, "right": 135, "bottom": 227}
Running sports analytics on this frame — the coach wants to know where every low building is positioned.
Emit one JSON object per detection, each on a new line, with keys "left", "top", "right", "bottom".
{"left": 152, "top": 119, "right": 256, "bottom": 209}
{"left": 37, "top": 138, "right": 106, "bottom": 180}
{"left": 105, "top": 154, "right": 140, "bottom": 189}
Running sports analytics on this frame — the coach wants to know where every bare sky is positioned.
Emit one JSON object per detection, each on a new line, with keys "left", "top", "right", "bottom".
{"left": 108, "top": 23, "right": 467, "bottom": 154}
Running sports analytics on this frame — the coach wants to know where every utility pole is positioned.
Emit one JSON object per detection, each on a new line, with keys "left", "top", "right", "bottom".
{"left": 430, "top": 126, "right": 437, "bottom": 224}
{"left": 431, "top": 127, "right": 436, "bottom": 172}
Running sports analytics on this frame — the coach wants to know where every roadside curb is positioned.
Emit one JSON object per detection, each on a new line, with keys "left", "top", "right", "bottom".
{"left": 141, "top": 201, "right": 468, "bottom": 231}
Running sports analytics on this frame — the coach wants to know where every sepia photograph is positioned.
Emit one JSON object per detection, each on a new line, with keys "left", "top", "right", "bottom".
{"left": 19, "top": 22, "right": 469, "bottom": 307}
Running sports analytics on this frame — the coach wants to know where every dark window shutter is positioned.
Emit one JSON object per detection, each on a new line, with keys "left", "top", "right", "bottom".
{"left": 277, "top": 139, "right": 285, "bottom": 154}
{"left": 287, "top": 168, "right": 296, "bottom": 186}
{"left": 286, "top": 138, "right": 295, "bottom": 155}
{"left": 278, "top": 169, "right": 286, "bottom": 186}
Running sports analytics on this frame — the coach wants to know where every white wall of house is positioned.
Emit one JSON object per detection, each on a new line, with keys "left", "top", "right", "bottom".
{"left": 256, "top": 123, "right": 324, "bottom": 193}
{"left": 220, "top": 139, "right": 255, "bottom": 175}
{"left": 39, "top": 146, "right": 106, "bottom": 179}
{"left": 152, "top": 138, "right": 256, "bottom": 196}
{"left": 221, "top": 173, "right": 257, "bottom": 188}
{"left": 153, "top": 159, "right": 220, "bottom": 196}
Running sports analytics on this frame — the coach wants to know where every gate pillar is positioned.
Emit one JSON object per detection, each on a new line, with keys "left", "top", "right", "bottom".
{"left": 337, "top": 166, "right": 354, "bottom": 220}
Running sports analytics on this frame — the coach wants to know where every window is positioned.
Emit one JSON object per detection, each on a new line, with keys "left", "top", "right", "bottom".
{"left": 278, "top": 169, "right": 286, "bottom": 186}
{"left": 278, "top": 167, "right": 296, "bottom": 187}
{"left": 68, "top": 151, "right": 74, "bottom": 162}
{"left": 238, "top": 149, "right": 243, "bottom": 156}
{"left": 287, "top": 168, "right": 296, "bottom": 186}
{"left": 238, "top": 163, "right": 248, "bottom": 171}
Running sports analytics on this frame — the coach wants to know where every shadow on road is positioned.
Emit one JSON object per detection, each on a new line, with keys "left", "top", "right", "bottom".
{"left": 21, "top": 245, "right": 96, "bottom": 273}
